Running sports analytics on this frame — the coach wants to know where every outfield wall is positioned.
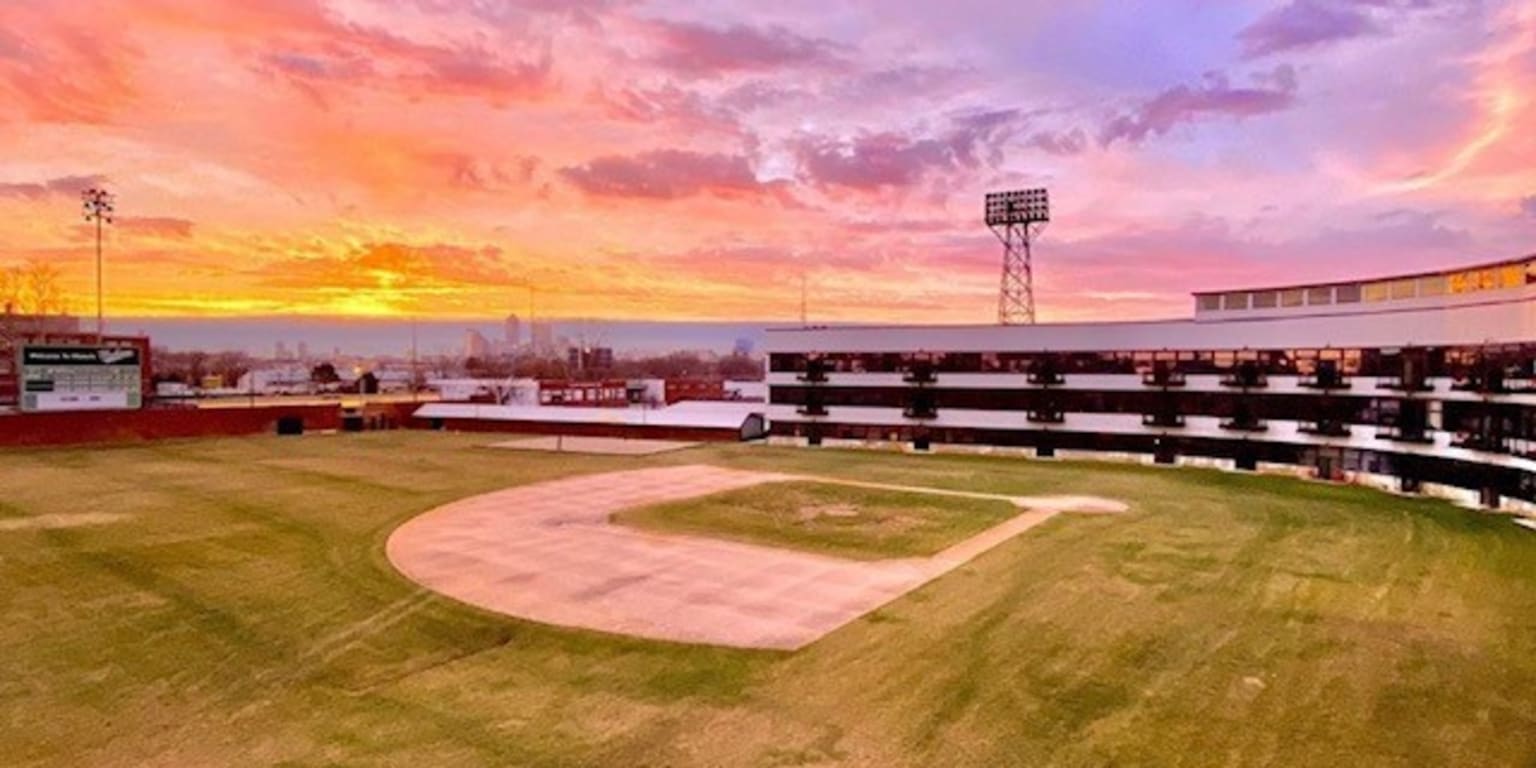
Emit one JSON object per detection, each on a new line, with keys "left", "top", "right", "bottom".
{"left": 0, "top": 405, "right": 343, "bottom": 448}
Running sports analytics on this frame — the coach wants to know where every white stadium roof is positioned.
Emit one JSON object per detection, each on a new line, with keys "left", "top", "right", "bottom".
{"left": 765, "top": 291, "right": 1536, "bottom": 353}
{"left": 414, "top": 401, "right": 763, "bottom": 430}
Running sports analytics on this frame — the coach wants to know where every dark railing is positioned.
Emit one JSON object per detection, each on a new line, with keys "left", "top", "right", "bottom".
{"left": 1299, "top": 363, "right": 1350, "bottom": 391}
{"left": 1028, "top": 409, "right": 1065, "bottom": 424}
{"left": 1299, "top": 420, "right": 1351, "bottom": 437}
{"left": 1221, "top": 362, "right": 1268, "bottom": 389}
{"left": 1142, "top": 412, "right": 1185, "bottom": 428}
{"left": 1451, "top": 367, "right": 1509, "bottom": 394}
{"left": 902, "top": 363, "right": 937, "bottom": 385}
{"left": 1452, "top": 433, "right": 1509, "bottom": 453}
{"left": 1142, "top": 366, "right": 1186, "bottom": 388}
{"left": 903, "top": 386, "right": 937, "bottom": 419}
{"left": 796, "top": 360, "right": 829, "bottom": 384}
{"left": 1028, "top": 369, "right": 1064, "bottom": 386}
{"left": 1220, "top": 419, "right": 1268, "bottom": 433}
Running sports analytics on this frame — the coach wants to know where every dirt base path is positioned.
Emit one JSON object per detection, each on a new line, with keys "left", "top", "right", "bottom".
{"left": 386, "top": 465, "right": 1125, "bottom": 650}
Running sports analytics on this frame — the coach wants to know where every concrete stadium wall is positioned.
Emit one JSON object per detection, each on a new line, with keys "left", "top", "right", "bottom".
{"left": 0, "top": 405, "right": 342, "bottom": 448}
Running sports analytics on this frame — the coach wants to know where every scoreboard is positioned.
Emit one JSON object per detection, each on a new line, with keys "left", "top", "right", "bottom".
{"left": 19, "top": 345, "right": 144, "bottom": 412}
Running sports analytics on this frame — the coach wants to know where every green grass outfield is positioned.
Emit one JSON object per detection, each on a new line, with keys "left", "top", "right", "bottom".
{"left": 614, "top": 480, "right": 1020, "bottom": 559}
{"left": 2, "top": 432, "right": 1535, "bottom": 767}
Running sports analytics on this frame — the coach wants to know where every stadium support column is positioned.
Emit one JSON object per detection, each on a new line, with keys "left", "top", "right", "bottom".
{"left": 797, "top": 355, "right": 829, "bottom": 446}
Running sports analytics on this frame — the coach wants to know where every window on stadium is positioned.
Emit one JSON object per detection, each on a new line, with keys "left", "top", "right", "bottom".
{"left": 1252, "top": 291, "right": 1279, "bottom": 309}
{"left": 1197, "top": 294, "right": 1221, "bottom": 311}
{"left": 1336, "top": 284, "right": 1362, "bottom": 303}
{"left": 1307, "top": 286, "right": 1333, "bottom": 305}
{"left": 1363, "top": 281, "right": 1391, "bottom": 302}
{"left": 1281, "top": 289, "right": 1305, "bottom": 307}
{"left": 1389, "top": 278, "right": 1417, "bottom": 300}
{"left": 1419, "top": 275, "right": 1447, "bottom": 296}
{"left": 1221, "top": 293, "right": 1250, "bottom": 311}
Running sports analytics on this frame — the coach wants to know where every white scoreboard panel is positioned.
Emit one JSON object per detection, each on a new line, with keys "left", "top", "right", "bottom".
{"left": 19, "top": 345, "right": 143, "bottom": 412}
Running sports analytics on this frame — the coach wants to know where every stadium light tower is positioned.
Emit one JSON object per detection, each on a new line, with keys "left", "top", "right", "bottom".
{"left": 80, "top": 187, "right": 115, "bottom": 338}
{"left": 985, "top": 188, "right": 1049, "bottom": 325}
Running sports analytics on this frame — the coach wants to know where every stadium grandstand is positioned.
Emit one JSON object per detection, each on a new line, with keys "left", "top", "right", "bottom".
{"left": 766, "top": 255, "right": 1536, "bottom": 509}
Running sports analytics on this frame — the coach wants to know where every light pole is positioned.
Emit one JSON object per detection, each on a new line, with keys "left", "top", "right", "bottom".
{"left": 80, "top": 188, "right": 114, "bottom": 340}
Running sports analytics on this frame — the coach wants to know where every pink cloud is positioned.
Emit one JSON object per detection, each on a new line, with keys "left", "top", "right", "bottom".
{"left": 560, "top": 150, "right": 771, "bottom": 199}
{"left": 1099, "top": 67, "right": 1299, "bottom": 146}
{"left": 795, "top": 110, "right": 1021, "bottom": 190}
{"left": 643, "top": 20, "right": 844, "bottom": 77}
{"left": 117, "top": 217, "right": 196, "bottom": 239}
{"left": 0, "top": 174, "right": 108, "bottom": 200}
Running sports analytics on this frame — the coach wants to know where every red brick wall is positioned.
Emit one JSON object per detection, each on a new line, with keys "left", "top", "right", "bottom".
{"left": 0, "top": 405, "right": 340, "bottom": 448}
{"left": 664, "top": 378, "right": 726, "bottom": 404}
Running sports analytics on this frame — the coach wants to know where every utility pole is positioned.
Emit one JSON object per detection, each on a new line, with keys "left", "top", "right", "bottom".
{"left": 80, "top": 188, "right": 114, "bottom": 340}
{"left": 410, "top": 316, "right": 419, "bottom": 402}
{"left": 800, "top": 272, "right": 808, "bottom": 327}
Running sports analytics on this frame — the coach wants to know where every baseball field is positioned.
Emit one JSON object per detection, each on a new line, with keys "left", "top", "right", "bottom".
{"left": 2, "top": 432, "right": 1534, "bottom": 766}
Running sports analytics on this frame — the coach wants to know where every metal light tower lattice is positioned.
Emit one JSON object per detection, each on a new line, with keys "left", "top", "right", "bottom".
{"left": 985, "top": 188, "right": 1049, "bottom": 325}
{"left": 80, "top": 187, "right": 115, "bottom": 338}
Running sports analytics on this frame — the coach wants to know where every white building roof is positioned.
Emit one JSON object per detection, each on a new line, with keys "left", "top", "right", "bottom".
{"left": 766, "top": 289, "right": 1536, "bottom": 353}
{"left": 414, "top": 400, "right": 763, "bottom": 430}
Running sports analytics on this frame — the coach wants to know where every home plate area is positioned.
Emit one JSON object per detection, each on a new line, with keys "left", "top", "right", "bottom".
{"left": 386, "top": 465, "right": 1126, "bottom": 650}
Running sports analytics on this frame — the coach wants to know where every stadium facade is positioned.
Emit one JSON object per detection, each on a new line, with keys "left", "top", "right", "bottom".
{"left": 765, "top": 255, "right": 1536, "bottom": 508}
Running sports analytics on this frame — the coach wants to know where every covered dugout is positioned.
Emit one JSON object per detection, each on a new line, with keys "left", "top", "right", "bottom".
{"left": 412, "top": 401, "right": 766, "bottom": 442}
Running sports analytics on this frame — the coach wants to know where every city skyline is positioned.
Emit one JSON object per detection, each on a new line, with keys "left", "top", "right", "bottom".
{"left": 1, "top": 0, "right": 1533, "bottom": 324}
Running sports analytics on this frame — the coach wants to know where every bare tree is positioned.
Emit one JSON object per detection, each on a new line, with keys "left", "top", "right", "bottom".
{"left": 0, "top": 261, "right": 67, "bottom": 316}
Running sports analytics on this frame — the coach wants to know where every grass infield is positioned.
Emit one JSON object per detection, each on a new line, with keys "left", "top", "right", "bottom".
{"left": 613, "top": 480, "right": 1020, "bottom": 559}
{"left": 1, "top": 432, "right": 1534, "bottom": 766}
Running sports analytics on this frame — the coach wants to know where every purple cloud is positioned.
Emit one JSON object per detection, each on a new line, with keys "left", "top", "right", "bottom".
{"left": 796, "top": 110, "right": 1021, "bottom": 190}
{"left": 0, "top": 174, "right": 108, "bottom": 200}
{"left": 1239, "top": 0, "right": 1381, "bottom": 58}
{"left": 1099, "top": 67, "right": 1299, "bottom": 146}
{"left": 117, "top": 217, "right": 195, "bottom": 239}
{"left": 560, "top": 150, "right": 767, "bottom": 199}
{"left": 1026, "top": 128, "right": 1088, "bottom": 156}
{"left": 645, "top": 20, "right": 842, "bottom": 76}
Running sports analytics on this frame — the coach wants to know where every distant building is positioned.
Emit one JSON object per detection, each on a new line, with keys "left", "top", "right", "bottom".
{"left": 464, "top": 329, "right": 492, "bottom": 359}
{"left": 530, "top": 321, "right": 555, "bottom": 353}
{"left": 539, "top": 378, "right": 627, "bottom": 407}
{"left": 504, "top": 314, "right": 521, "bottom": 347}
{"left": 733, "top": 337, "right": 755, "bottom": 357}
{"left": 568, "top": 345, "right": 614, "bottom": 373}
{"left": 236, "top": 364, "right": 312, "bottom": 395}
{"left": 663, "top": 378, "right": 726, "bottom": 404}
{"left": 297, "top": 341, "right": 309, "bottom": 361}
{"left": 274, "top": 341, "right": 290, "bottom": 360}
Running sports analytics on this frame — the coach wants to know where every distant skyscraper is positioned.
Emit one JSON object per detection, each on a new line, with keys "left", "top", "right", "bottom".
{"left": 275, "top": 341, "right": 290, "bottom": 360}
{"left": 733, "top": 337, "right": 755, "bottom": 357}
{"left": 531, "top": 321, "right": 554, "bottom": 353}
{"left": 504, "top": 314, "right": 521, "bottom": 346}
{"left": 464, "top": 329, "right": 492, "bottom": 359}
{"left": 297, "top": 341, "right": 309, "bottom": 361}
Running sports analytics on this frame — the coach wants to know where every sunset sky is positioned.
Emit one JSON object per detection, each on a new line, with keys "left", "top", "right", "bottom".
{"left": 1, "top": 0, "right": 1533, "bottom": 324}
